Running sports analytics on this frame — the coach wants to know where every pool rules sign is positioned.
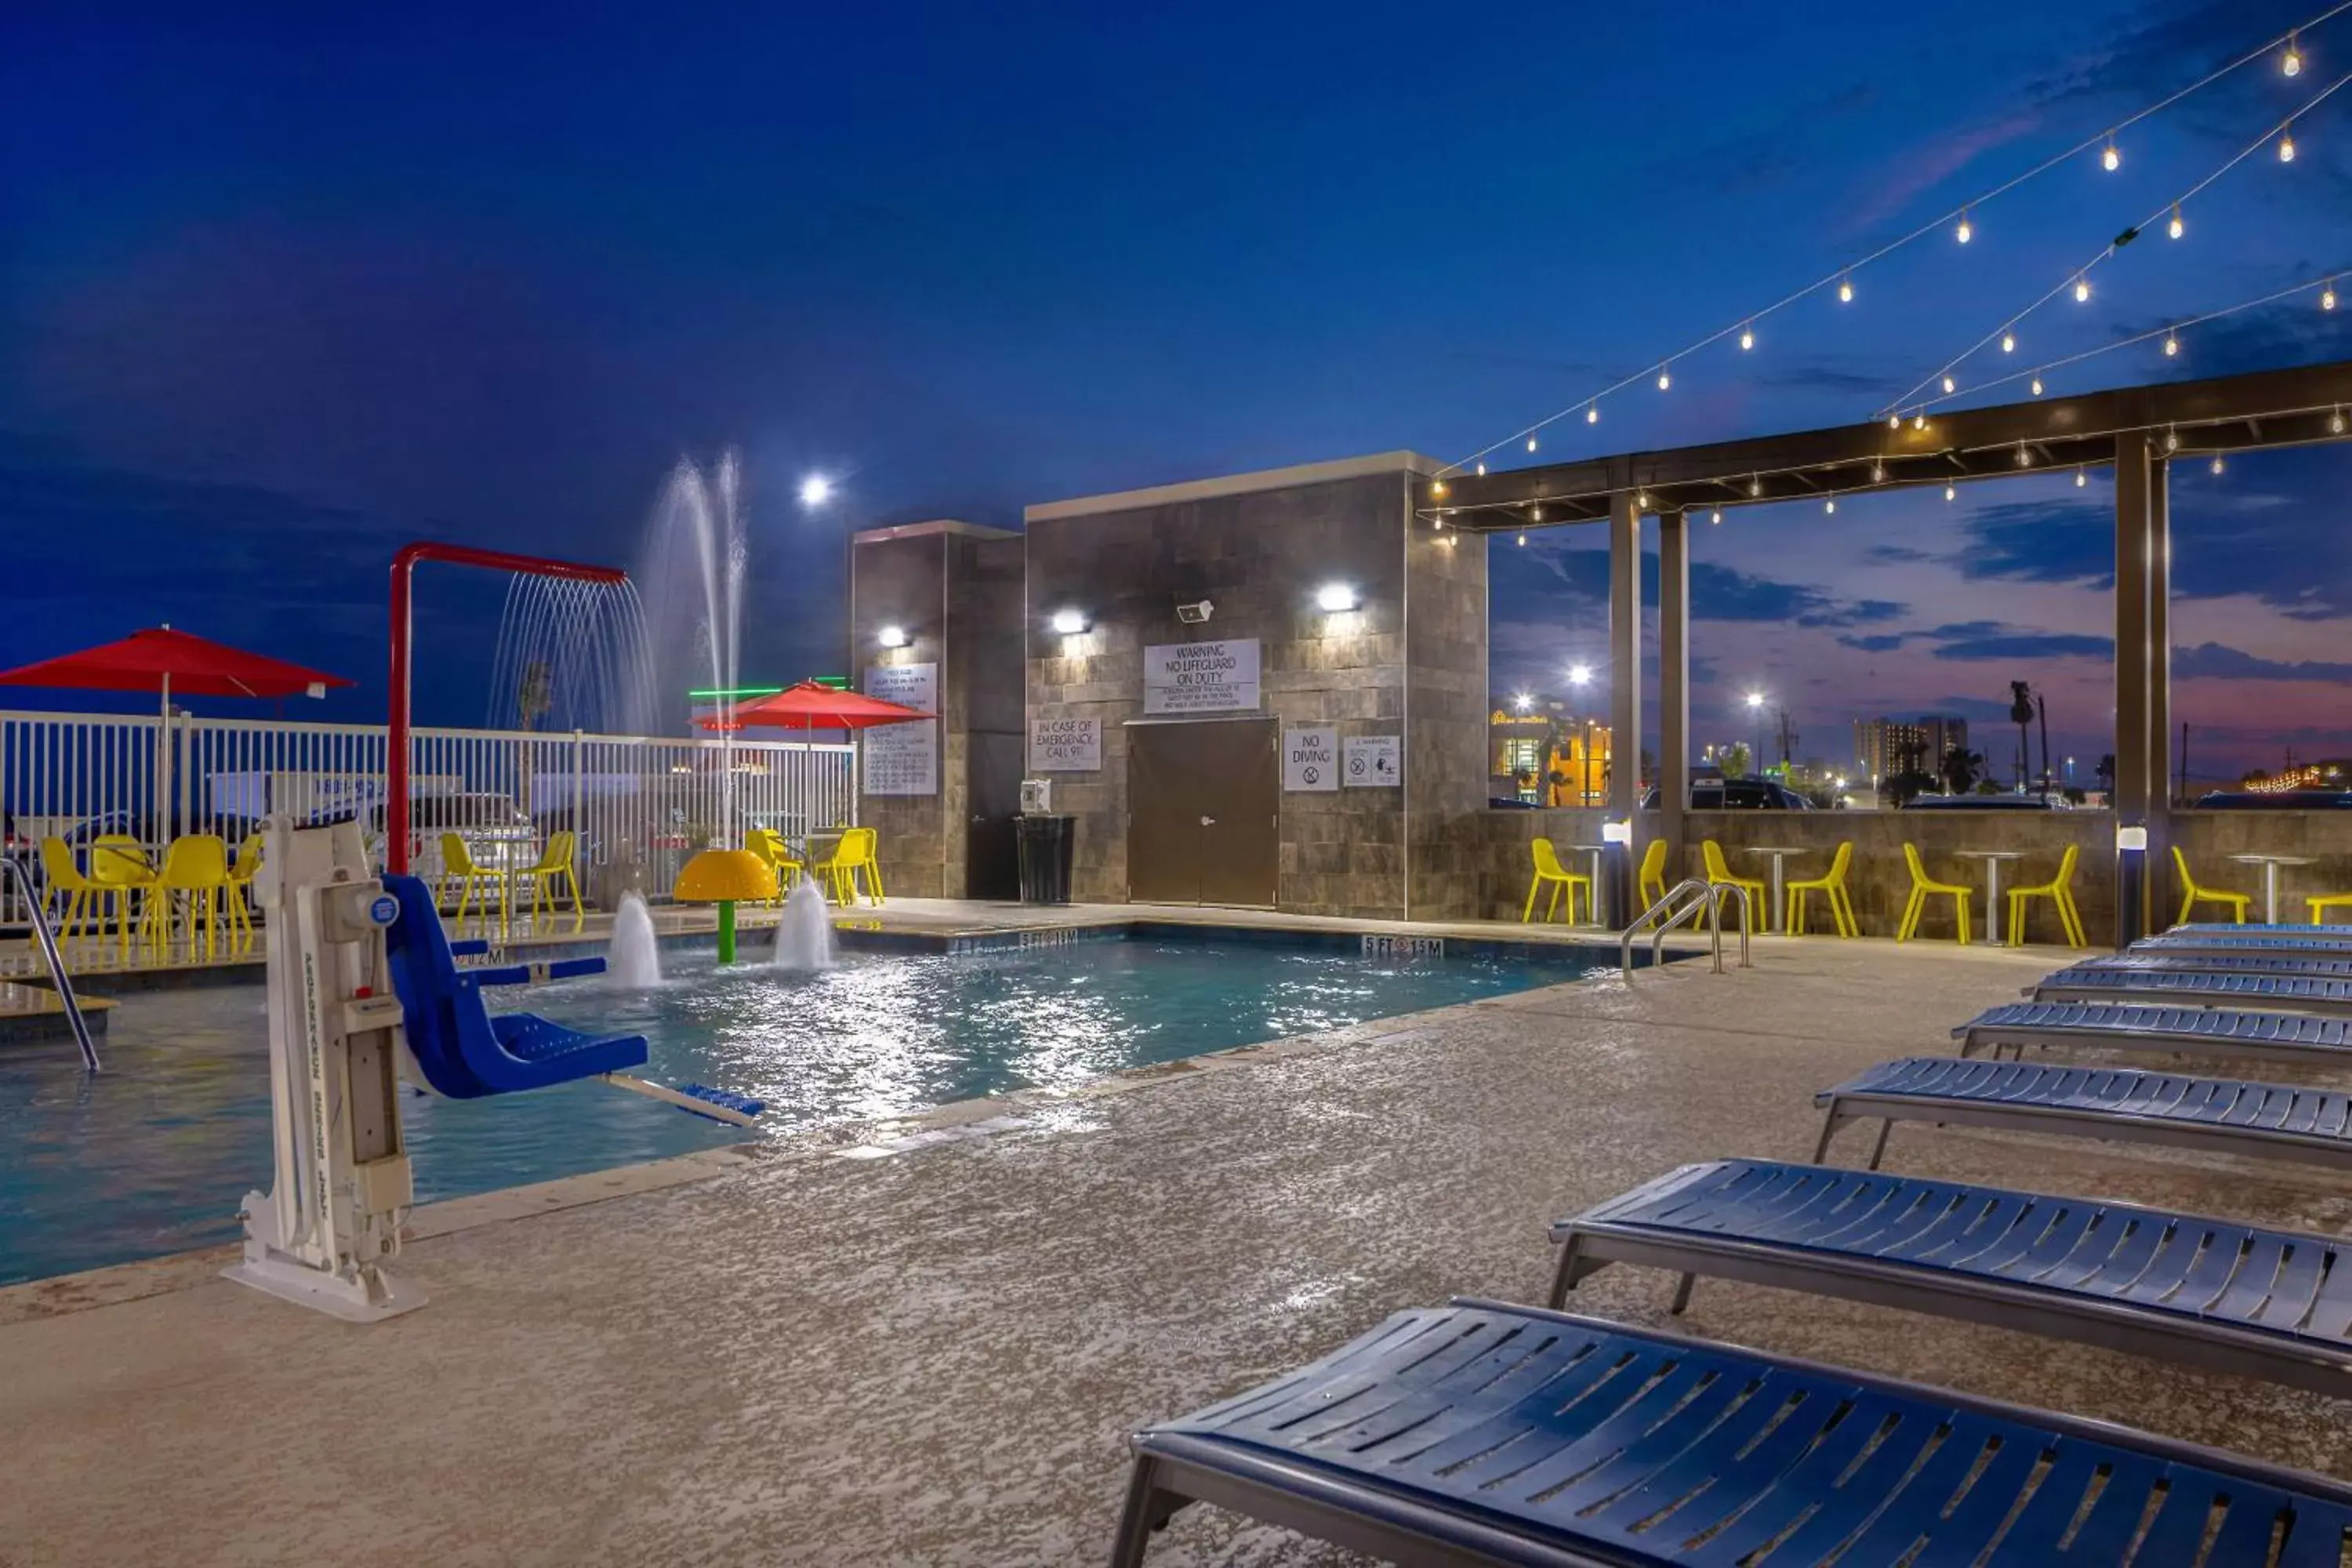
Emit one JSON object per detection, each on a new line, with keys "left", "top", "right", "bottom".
{"left": 862, "top": 662, "right": 938, "bottom": 796}
{"left": 1283, "top": 727, "right": 1339, "bottom": 792}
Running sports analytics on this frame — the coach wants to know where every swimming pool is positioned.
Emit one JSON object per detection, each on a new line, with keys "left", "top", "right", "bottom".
{"left": 0, "top": 933, "right": 1607, "bottom": 1285}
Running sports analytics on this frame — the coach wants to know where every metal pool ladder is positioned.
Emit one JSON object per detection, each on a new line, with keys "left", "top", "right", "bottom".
{"left": 1621, "top": 877, "right": 1754, "bottom": 981}
{"left": 1, "top": 855, "right": 100, "bottom": 1071}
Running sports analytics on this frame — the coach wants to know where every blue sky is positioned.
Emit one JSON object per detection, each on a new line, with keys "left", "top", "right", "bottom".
{"left": 3, "top": 1, "right": 2348, "bottom": 775}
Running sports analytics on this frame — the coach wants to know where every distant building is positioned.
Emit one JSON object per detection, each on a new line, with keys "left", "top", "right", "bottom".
{"left": 1853, "top": 716, "right": 1968, "bottom": 781}
{"left": 1490, "top": 699, "right": 1611, "bottom": 806}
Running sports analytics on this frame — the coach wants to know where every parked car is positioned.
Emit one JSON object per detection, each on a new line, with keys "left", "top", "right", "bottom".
{"left": 364, "top": 793, "right": 537, "bottom": 881}
{"left": 2194, "top": 789, "right": 2352, "bottom": 809}
{"left": 1900, "top": 793, "right": 2058, "bottom": 810}
{"left": 1641, "top": 778, "right": 1813, "bottom": 810}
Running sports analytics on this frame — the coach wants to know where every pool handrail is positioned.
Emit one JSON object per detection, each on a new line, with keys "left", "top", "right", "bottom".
{"left": 1, "top": 855, "right": 98, "bottom": 1072}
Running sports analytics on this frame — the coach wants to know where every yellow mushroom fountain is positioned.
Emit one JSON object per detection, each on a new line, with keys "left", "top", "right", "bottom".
{"left": 670, "top": 848, "right": 776, "bottom": 964}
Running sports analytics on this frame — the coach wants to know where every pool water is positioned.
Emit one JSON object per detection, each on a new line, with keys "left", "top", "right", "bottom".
{"left": 0, "top": 936, "right": 1604, "bottom": 1285}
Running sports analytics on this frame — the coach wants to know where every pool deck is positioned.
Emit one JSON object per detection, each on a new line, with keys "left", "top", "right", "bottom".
{"left": 9, "top": 926, "right": 2352, "bottom": 1563}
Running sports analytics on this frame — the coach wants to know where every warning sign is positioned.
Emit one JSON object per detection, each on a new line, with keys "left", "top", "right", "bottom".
{"left": 1345, "top": 735, "right": 1401, "bottom": 788}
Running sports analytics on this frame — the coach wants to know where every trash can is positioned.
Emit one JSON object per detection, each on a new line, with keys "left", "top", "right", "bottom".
{"left": 1015, "top": 814, "right": 1075, "bottom": 905}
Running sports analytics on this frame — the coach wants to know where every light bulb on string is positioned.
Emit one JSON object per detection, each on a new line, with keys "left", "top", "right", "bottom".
{"left": 2285, "top": 30, "right": 2303, "bottom": 76}
{"left": 1871, "top": 462, "right": 1886, "bottom": 482}
{"left": 1944, "top": 485, "right": 1957, "bottom": 501}
{"left": 2212, "top": 455, "right": 2226, "bottom": 475}
{"left": 1740, "top": 324, "right": 1755, "bottom": 350}
{"left": 2281, "top": 126, "right": 2297, "bottom": 162}
{"left": 1530, "top": 506, "right": 1543, "bottom": 522}
{"left": 2325, "top": 281, "right": 2339, "bottom": 311}
{"left": 2165, "top": 330, "right": 2180, "bottom": 357}
{"left": 1824, "top": 498, "right": 1836, "bottom": 514}
{"left": 2075, "top": 467, "right": 2088, "bottom": 488}
{"left": 1657, "top": 366, "right": 1671, "bottom": 391}
{"left": 1710, "top": 510, "right": 1722, "bottom": 524}
{"left": 2334, "top": 407, "right": 2348, "bottom": 436}
{"left": 1749, "top": 476, "right": 1763, "bottom": 497}
{"left": 1838, "top": 275, "right": 1854, "bottom": 303}
{"left": 1941, "top": 375, "right": 1956, "bottom": 394}
{"left": 2002, "top": 331, "right": 2016, "bottom": 354}
{"left": 2074, "top": 275, "right": 2092, "bottom": 303}
{"left": 1956, "top": 209, "right": 1973, "bottom": 245}
{"left": 1432, "top": 480, "right": 1447, "bottom": 499}
{"left": 1527, "top": 434, "right": 1538, "bottom": 452}
{"left": 1887, "top": 413, "right": 1900, "bottom": 430}
{"left": 1475, "top": 462, "right": 1485, "bottom": 477}
{"left": 2031, "top": 378, "right": 2045, "bottom": 396}
{"left": 2168, "top": 204, "right": 2183, "bottom": 240}
{"left": 1585, "top": 404, "right": 1599, "bottom": 425}
{"left": 2102, "top": 136, "right": 2122, "bottom": 172}
{"left": 2016, "top": 444, "right": 2033, "bottom": 467}
{"left": 2165, "top": 426, "right": 2180, "bottom": 452}
{"left": 1517, "top": 533, "right": 1526, "bottom": 546}
{"left": 1913, "top": 412, "right": 1927, "bottom": 430}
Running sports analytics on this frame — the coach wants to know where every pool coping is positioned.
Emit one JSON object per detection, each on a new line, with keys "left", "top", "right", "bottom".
{"left": 0, "top": 951, "right": 1639, "bottom": 1323}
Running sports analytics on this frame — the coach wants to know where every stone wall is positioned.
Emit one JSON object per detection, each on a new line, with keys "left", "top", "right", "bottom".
{"left": 1025, "top": 460, "right": 1457, "bottom": 916}
{"left": 1403, "top": 517, "right": 1490, "bottom": 920}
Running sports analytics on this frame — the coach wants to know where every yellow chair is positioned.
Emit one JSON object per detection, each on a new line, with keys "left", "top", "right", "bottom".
{"left": 815, "top": 826, "right": 884, "bottom": 906}
{"left": 1638, "top": 837, "right": 1670, "bottom": 910}
{"left": 2171, "top": 845, "right": 2249, "bottom": 927}
{"left": 88, "top": 834, "right": 158, "bottom": 956}
{"left": 1786, "top": 841, "right": 1859, "bottom": 938}
{"left": 151, "top": 834, "right": 235, "bottom": 958}
{"left": 38, "top": 837, "right": 102, "bottom": 937}
{"left": 1897, "top": 844, "right": 1973, "bottom": 944}
{"left": 437, "top": 833, "right": 503, "bottom": 922}
{"left": 1700, "top": 840, "right": 1766, "bottom": 935}
{"left": 2309, "top": 893, "right": 2352, "bottom": 925}
{"left": 517, "top": 829, "right": 585, "bottom": 927}
{"left": 2007, "top": 844, "right": 2086, "bottom": 948}
{"left": 226, "top": 832, "right": 263, "bottom": 947}
{"left": 746, "top": 827, "right": 805, "bottom": 899}
{"left": 1521, "top": 837, "right": 1592, "bottom": 924}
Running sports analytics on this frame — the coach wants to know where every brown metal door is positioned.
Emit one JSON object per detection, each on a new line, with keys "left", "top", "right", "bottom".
{"left": 1126, "top": 719, "right": 1277, "bottom": 906}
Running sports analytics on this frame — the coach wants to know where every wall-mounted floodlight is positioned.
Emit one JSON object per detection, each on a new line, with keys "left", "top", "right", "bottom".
{"left": 1601, "top": 819, "right": 1634, "bottom": 845}
{"left": 1316, "top": 583, "right": 1359, "bottom": 613}
{"left": 1051, "top": 608, "right": 1090, "bottom": 636}
{"left": 877, "top": 626, "right": 909, "bottom": 649}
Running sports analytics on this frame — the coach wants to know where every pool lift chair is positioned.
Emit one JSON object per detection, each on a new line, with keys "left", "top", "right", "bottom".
{"left": 223, "top": 817, "right": 764, "bottom": 1323}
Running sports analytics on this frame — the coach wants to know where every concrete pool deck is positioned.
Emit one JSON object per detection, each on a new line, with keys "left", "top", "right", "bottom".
{"left": 9, "top": 936, "right": 2352, "bottom": 1564}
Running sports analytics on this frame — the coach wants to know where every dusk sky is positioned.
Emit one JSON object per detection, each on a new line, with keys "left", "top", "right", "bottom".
{"left": 5, "top": 2, "right": 2350, "bottom": 778}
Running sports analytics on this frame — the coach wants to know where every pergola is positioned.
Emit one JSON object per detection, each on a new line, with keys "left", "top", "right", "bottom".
{"left": 1423, "top": 357, "right": 2352, "bottom": 936}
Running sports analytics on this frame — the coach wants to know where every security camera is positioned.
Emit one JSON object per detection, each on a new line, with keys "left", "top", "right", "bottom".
{"left": 1175, "top": 599, "right": 1214, "bottom": 625}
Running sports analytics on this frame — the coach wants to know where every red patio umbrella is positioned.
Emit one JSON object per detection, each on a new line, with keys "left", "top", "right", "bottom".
{"left": 694, "top": 679, "right": 935, "bottom": 734}
{"left": 0, "top": 625, "right": 353, "bottom": 826}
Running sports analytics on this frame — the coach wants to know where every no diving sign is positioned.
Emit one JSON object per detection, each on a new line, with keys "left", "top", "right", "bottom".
{"left": 1283, "top": 727, "right": 1339, "bottom": 792}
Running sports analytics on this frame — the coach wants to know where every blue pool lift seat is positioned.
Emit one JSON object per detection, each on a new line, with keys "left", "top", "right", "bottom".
{"left": 381, "top": 872, "right": 647, "bottom": 1098}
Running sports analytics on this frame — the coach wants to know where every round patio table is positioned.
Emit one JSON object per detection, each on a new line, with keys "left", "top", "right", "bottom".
{"left": 2231, "top": 852, "right": 2315, "bottom": 925}
{"left": 1742, "top": 846, "right": 1813, "bottom": 933}
{"left": 1954, "top": 849, "right": 2025, "bottom": 944}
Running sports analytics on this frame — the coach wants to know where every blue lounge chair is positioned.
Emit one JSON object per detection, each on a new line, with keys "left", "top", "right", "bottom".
{"left": 2029, "top": 964, "right": 2352, "bottom": 1016}
{"left": 2134, "top": 929, "right": 2352, "bottom": 959}
{"left": 1815, "top": 1055, "right": 2352, "bottom": 1172}
{"left": 2072, "top": 951, "right": 2352, "bottom": 978}
{"left": 381, "top": 872, "right": 648, "bottom": 1097}
{"left": 1114, "top": 1298, "right": 2352, "bottom": 1566}
{"left": 1956, "top": 999, "right": 2352, "bottom": 1068}
{"left": 1548, "top": 1158, "right": 2352, "bottom": 1394}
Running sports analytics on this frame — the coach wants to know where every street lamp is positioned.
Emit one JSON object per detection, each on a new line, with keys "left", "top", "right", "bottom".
{"left": 1744, "top": 691, "right": 1766, "bottom": 775}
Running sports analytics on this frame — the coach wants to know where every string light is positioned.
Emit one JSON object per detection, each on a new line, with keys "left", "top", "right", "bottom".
{"left": 1838, "top": 275, "right": 1855, "bottom": 303}
{"left": 2031, "top": 378, "right": 2045, "bottom": 395}
{"left": 1942, "top": 375, "right": 1957, "bottom": 394}
{"left": 1887, "top": 413, "right": 1901, "bottom": 429}
{"left": 2285, "top": 30, "right": 2305, "bottom": 75}
{"left": 2075, "top": 466, "right": 2088, "bottom": 487}
{"left": 1475, "top": 462, "right": 1486, "bottom": 476}
{"left": 2334, "top": 407, "right": 2349, "bottom": 435}
{"left": 2212, "top": 454, "right": 2227, "bottom": 474}
{"left": 1585, "top": 404, "right": 1599, "bottom": 424}
{"left": 1871, "top": 461, "right": 1886, "bottom": 481}
{"left": 2016, "top": 443, "right": 2034, "bottom": 466}
{"left": 1527, "top": 434, "right": 1538, "bottom": 452}
{"left": 1657, "top": 366, "right": 1671, "bottom": 390}
{"left": 2325, "top": 280, "right": 2339, "bottom": 310}
{"left": 1530, "top": 505, "right": 1544, "bottom": 521}
{"left": 2165, "top": 425, "right": 2181, "bottom": 452}
{"left": 1710, "top": 510, "right": 1723, "bottom": 524}
{"left": 1740, "top": 323, "right": 1755, "bottom": 350}
{"left": 2281, "top": 125, "right": 2298, "bottom": 161}
{"left": 2002, "top": 331, "right": 2016, "bottom": 353}
{"left": 1956, "top": 209, "right": 1974, "bottom": 244}
{"left": 2169, "top": 203, "right": 2185, "bottom": 239}
{"left": 1749, "top": 476, "right": 1763, "bottom": 497}
{"left": 2102, "top": 136, "right": 2122, "bottom": 171}
{"left": 1432, "top": 480, "right": 1448, "bottom": 499}
{"left": 1945, "top": 484, "right": 1958, "bottom": 501}
{"left": 1517, "top": 532, "right": 1527, "bottom": 546}
{"left": 1913, "top": 413, "right": 1927, "bottom": 430}
{"left": 2074, "top": 275, "right": 2092, "bottom": 303}
{"left": 2165, "top": 330, "right": 2180, "bottom": 356}
{"left": 1824, "top": 498, "right": 1836, "bottom": 514}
